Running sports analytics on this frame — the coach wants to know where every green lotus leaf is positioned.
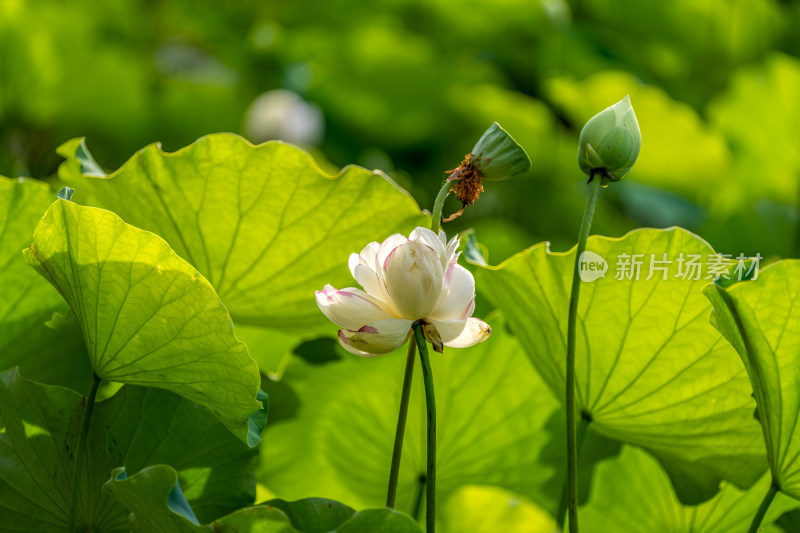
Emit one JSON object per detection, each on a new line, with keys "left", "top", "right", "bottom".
{"left": 476, "top": 227, "right": 766, "bottom": 502}
{"left": 106, "top": 464, "right": 415, "bottom": 533}
{"left": 105, "top": 466, "right": 297, "bottom": 532}
{"left": 705, "top": 260, "right": 800, "bottom": 500}
{"left": 264, "top": 498, "right": 356, "bottom": 533}
{"left": 106, "top": 466, "right": 230, "bottom": 533}
{"left": 57, "top": 135, "right": 428, "bottom": 334}
{"left": 581, "top": 446, "right": 796, "bottom": 532}
{"left": 257, "top": 316, "right": 567, "bottom": 516}
{"left": 334, "top": 509, "right": 422, "bottom": 532}
{"left": 24, "top": 199, "right": 264, "bottom": 444}
{"left": 441, "top": 486, "right": 557, "bottom": 533}
{"left": 0, "top": 369, "right": 258, "bottom": 531}
{"left": 0, "top": 176, "right": 91, "bottom": 391}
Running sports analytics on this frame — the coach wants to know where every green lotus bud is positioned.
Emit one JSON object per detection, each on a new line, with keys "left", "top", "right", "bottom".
{"left": 578, "top": 95, "right": 641, "bottom": 184}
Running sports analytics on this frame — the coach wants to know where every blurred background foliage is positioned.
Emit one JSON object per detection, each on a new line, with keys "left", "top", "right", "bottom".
{"left": 4, "top": 1, "right": 800, "bottom": 528}
{"left": 1, "top": 0, "right": 799, "bottom": 257}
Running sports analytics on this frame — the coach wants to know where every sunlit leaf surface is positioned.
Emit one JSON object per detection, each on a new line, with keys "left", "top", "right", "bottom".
{"left": 441, "top": 486, "right": 558, "bottom": 533}
{"left": 581, "top": 446, "right": 796, "bottom": 533}
{"left": 58, "top": 135, "right": 428, "bottom": 334}
{"left": 478, "top": 227, "right": 766, "bottom": 502}
{"left": 257, "top": 317, "right": 564, "bottom": 515}
{"left": 0, "top": 176, "right": 90, "bottom": 391}
{"left": 706, "top": 260, "right": 800, "bottom": 500}
{"left": 24, "top": 199, "right": 264, "bottom": 443}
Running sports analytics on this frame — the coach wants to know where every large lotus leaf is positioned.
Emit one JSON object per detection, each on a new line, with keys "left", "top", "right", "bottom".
{"left": 441, "top": 486, "right": 557, "bottom": 533}
{"left": 104, "top": 465, "right": 297, "bottom": 533}
{"left": 705, "top": 260, "right": 800, "bottom": 500}
{"left": 235, "top": 324, "right": 300, "bottom": 380}
{"left": 264, "top": 498, "right": 355, "bottom": 533}
{"left": 57, "top": 135, "right": 428, "bottom": 334}
{"left": 105, "top": 466, "right": 208, "bottom": 533}
{"left": 477, "top": 227, "right": 766, "bottom": 502}
{"left": 23, "top": 199, "right": 264, "bottom": 444}
{"left": 0, "top": 369, "right": 258, "bottom": 531}
{"left": 581, "top": 446, "right": 796, "bottom": 533}
{"left": 106, "top": 466, "right": 303, "bottom": 533}
{"left": 257, "top": 316, "right": 564, "bottom": 518}
{"left": 105, "top": 465, "right": 420, "bottom": 533}
{"left": 0, "top": 368, "right": 114, "bottom": 531}
{"left": 334, "top": 509, "right": 422, "bottom": 533}
{"left": 0, "top": 176, "right": 91, "bottom": 391}
{"left": 98, "top": 386, "right": 259, "bottom": 523}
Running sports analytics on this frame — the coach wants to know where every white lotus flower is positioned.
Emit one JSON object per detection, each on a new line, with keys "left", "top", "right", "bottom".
{"left": 316, "top": 227, "right": 491, "bottom": 356}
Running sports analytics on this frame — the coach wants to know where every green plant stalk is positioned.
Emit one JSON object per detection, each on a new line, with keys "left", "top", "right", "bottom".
{"left": 748, "top": 482, "right": 779, "bottom": 533}
{"left": 556, "top": 416, "right": 591, "bottom": 528}
{"left": 430, "top": 179, "right": 453, "bottom": 235}
{"left": 413, "top": 322, "right": 437, "bottom": 533}
{"left": 386, "top": 336, "right": 417, "bottom": 508}
{"left": 67, "top": 373, "right": 101, "bottom": 533}
{"left": 566, "top": 174, "right": 601, "bottom": 533}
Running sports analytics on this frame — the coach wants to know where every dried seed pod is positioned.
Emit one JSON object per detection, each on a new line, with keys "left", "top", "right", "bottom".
{"left": 443, "top": 153, "right": 486, "bottom": 222}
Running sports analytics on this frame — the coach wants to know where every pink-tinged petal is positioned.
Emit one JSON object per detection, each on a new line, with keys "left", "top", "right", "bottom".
{"left": 374, "top": 234, "right": 408, "bottom": 303}
{"left": 345, "top": 242, "right": 389, "bottom": 301}
{"left": 315, "top": 287, "right": 393, "bottom": 330}
{"left": 383, "top": 240, "right": 444, "bottom": 319}
{"left": 353, "top": 264, "right": 385, "bottom": 301}
{"left": 349, "top": 241, "right": 379, "bottom": 275}
{"left": 337, "top": 330, "right": 375, "bottom": 357}
{"left": 376, "top": 234, "right": 409, "bottom": 270}
{"left": 349, "top": 242, "right": 380, "bottom": 277}
{"left": 374, "top": 234, "right": 410, "bottom": 303}
{"left": 348, "top": 253, "right": 361, "bottom": 277}
{"left": 435, "top": 317, "right": 491, "bottom": 349}
{"left": 430, "top": 263, "right": 475, "bottom": 320}
{"left": 445, "top": 234, "right": 460, "bottom": 265}
{"left": 359, "top": 241, "right": 380, "bottom": 265}
{"left": 339, "top": 318, "right": 414, "bottom": 355}
{"left": 410, "top": 227, "right": 446, "bottom": 264}
{"left": 464, "top": 296, "right": 476, "bottom": 318}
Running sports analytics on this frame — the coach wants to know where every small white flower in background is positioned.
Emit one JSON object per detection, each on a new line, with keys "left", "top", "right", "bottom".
{"left": 244, "top": 89, "right": 324, "bottom": 146}
{"left": 316, "top": 227, "right": 491, "bottom": 356}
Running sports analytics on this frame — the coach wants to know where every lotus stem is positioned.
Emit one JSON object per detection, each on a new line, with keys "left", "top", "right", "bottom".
{"left": 413, "top": 322, "right": 437, "bottom": 532}
{"left": 386, "top": 336, "right": 417, "bottom": 508}
{"left": 67, "top": 373, "right": 101, "bottom": 533}
{"left": 565, "top": 173, "right": 601, "bottom": 533}
{"left": 748, "top": 482, "right": 779, "bottom": 533}
{"left": 556, "top": 415, "right": 591, "bottom": 528}
{"left": 430, "top": 180, "right": 453, "bottom": 234}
